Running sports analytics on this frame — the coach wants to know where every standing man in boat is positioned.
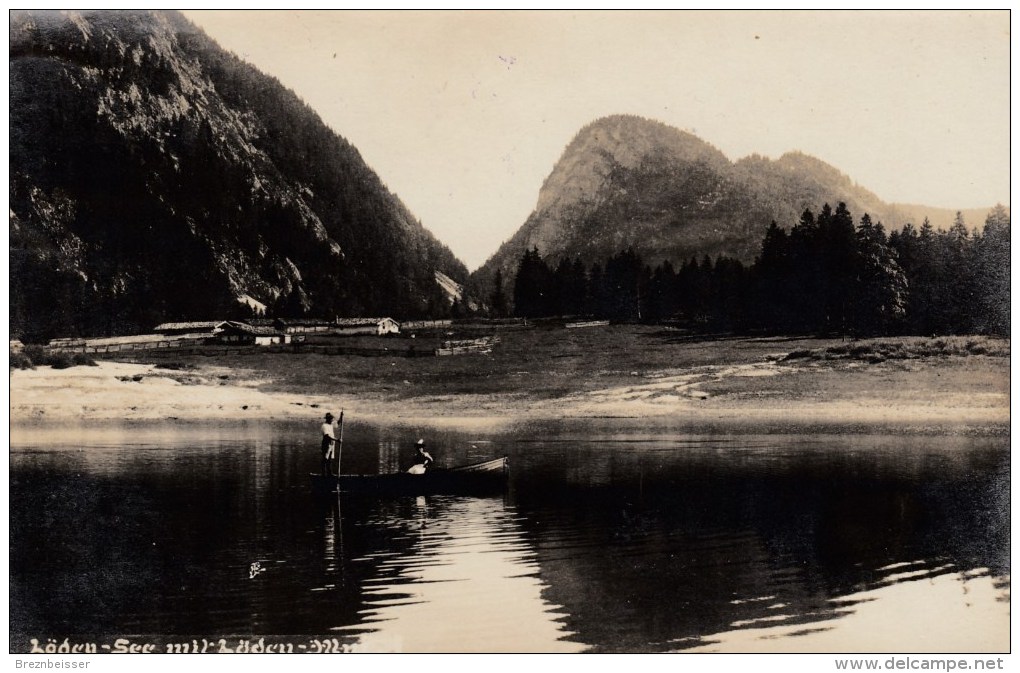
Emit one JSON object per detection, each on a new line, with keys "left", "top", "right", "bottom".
{"left": 407, "top": 439, "right": 434, "bottom": 475}
{"left": 320, "top": 412, "right": 337, "bottom": 475}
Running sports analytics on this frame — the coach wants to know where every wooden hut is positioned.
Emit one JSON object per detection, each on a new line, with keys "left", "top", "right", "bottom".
{"left": 216, "top": 321, "right": 290, "bottom": 346}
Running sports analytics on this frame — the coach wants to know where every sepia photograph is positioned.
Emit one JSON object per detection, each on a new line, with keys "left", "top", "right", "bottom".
{"left": 8, "top": 9, "right": 1010, "bottom": 661}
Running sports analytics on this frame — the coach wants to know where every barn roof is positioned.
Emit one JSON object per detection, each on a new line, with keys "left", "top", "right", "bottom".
{"left": 154, "top": 321, "right": 221, "bottom": 331}
{"left": 219, "top": 321, "right": 281, "bottom": 336}
{"left": 335, "top": 317, "right": 396, "bottom": 327}
{"left": 246, "top": 318, "right": 332, "bottom": 327}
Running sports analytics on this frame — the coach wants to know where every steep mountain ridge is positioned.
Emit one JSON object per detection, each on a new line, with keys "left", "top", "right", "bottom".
{"left": 522, "top": 115, "right": 732, "bottom": 258}
{"left": 533, "top": 115, "right": 731, "bottom": 214}
{"left": 470, "top": 114, "right": 999, "bottom": 304}
{"left": 10, "top": 10, "right": 466, "bottom": 340}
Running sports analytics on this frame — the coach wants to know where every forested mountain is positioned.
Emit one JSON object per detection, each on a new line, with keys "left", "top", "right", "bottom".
{"left": 469, "top": 115, "right": 1001, "bottom": 303}
{"left": 508, "top": 203, "right": 1010, "bottom": 337}
{"left": 10, "top": 10, "right": 467, "bottom": 341}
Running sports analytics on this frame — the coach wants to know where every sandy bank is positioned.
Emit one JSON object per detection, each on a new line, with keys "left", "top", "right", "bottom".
{"left": 9, "top": 354, "right": 1009, "bottom": 436}
{"left": 9, "top": 361, "right": 326, "bottom": 422}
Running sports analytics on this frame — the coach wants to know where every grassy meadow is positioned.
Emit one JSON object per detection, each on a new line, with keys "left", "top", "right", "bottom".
{"left": 130, "top": 325, "right": 812, "bottom": 400}
{"left": 95, "top": 325, "right": 1010, "bottom": 433}
{"left": 11, "top": 324, "right": 1008, "bottom": 433}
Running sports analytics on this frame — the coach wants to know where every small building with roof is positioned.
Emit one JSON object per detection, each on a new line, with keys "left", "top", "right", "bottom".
{"left": 216, "top": 321, "right": 290, "bottom": 346}
{"left": 248, "top": 318, "right": 334, "bottom": 334}
{"left": 334, "top": 317, "right": 400, "bottom": 336}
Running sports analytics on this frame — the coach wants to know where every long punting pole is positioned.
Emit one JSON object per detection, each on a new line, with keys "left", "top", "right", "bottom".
{"left": 335, "top": 409, "right": 345, "bottom": 486}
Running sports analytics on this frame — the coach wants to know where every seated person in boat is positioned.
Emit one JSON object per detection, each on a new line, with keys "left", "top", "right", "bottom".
{"left": 407, "top": 439, "right": 434, "bottom": 475}
{"left": 320, "top": 413, "right": 336, "bottom": 475}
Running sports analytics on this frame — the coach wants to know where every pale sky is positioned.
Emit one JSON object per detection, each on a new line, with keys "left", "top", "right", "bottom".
{"left": 182, "top": 10, "right": 1010, "bottom": 270}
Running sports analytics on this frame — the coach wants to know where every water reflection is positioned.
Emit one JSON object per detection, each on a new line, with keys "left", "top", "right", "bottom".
{"left": 326, "top": 496, "right": 583, "bottom": 652}
{"left": 686, "top": 568, "right": 1009, "bottom": 653}
{"left": 505, "top": 435, "right": 1009, "bottom": 652}
{"left": 8, "top": 425, "right": 1009, "bottom": 653}
{"left": 376, "top": 439, "right": 401, "bottom": 476}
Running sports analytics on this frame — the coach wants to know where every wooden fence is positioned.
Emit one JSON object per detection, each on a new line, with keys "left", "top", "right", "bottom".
{"left": 564, "top": 320, "right": 610, "bottom": 329}
{"left": 46, "top": 334, "right": 502, "bottom": 359}
{"left": 101, "top": 343, "right": 427, "bottom": 358}
{"left": 48, "top": 336, "right": 208, "bottom": 354}
{"left": 401, "top": 319, "right": 453, "bottom": 330}
{"left": 436, "top": 336, "right": 500, "bottom": 356}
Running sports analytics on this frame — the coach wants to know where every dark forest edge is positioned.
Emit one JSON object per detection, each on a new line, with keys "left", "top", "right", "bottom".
{"left": 9, "top": 12, "right": 1008, "bottom": 347}
{"left": 499, "top": 203, "right": 1010, "bottom": 339}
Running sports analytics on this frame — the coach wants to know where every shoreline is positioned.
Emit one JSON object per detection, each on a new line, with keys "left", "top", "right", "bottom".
{"left": 9, "top": 351, "right": 1010, "bottom": 438}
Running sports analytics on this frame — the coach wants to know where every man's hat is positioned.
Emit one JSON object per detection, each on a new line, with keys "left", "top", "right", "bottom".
{"left": 325, "top": 413, "right": 334, "bottom": 421}
{"left": 416, "top": 439, "right": 425, "bottom": 446}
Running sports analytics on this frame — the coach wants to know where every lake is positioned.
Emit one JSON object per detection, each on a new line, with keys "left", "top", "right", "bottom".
{"left": 9, "top": 420, "right": 1010, "bottom": 653}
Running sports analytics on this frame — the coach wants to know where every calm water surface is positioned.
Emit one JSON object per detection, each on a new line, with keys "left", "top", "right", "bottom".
{"left": 10, "top": 421, "right": 1010, "bottom": 653}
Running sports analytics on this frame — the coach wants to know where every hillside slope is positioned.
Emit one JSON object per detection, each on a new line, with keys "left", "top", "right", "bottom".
{"left": 10, "top": 10, "right": 467, "bottom": 340}
{"left": 470, "top": 114, "right": 998, "bottom": 304}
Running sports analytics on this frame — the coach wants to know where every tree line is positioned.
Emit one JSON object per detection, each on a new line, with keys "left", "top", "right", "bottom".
{"left": 501, "top": 203, "right": 1009, "bottom": 337}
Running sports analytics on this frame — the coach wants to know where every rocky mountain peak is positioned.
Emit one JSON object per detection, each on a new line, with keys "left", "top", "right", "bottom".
{"left": 534, "top": 114, "right": 728, "bottom": 215}
{"left": 468, "top": 115, "right": 998, "bottom": 303}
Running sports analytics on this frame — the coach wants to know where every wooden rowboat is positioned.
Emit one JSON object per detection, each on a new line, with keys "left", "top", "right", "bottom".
{"left": 309, "top": 456, "right": 509, "bottom": 496}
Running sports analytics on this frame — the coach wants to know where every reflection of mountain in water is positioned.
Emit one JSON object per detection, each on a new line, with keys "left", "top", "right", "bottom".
{"left": 328, "top": 495, "right": 584, "bottom": 653}
{"left": 506, "top": 437, "right": 1009, "bottom": 653}
{"left": 8, "top": 428, "right": 1009, "bottom": 653}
